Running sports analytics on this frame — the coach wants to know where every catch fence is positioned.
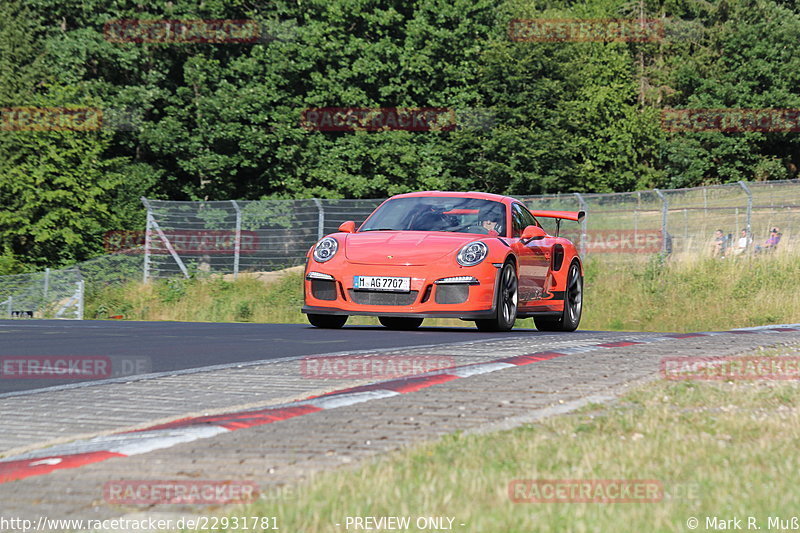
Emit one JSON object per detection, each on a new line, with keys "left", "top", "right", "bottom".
{"left": 520, "top": 180, "right": 800, "bottom": 258}
{"left": 2, "top": 179, "right": 798, "bottom": 319}
{"left": 139, "top": 179, "right": 800, "bottom": 278}
{"left": 136, "top": 198, "right": 382, "bottom": 280}
{"left": 0, "top": 253, "right": 142, "bottom": 319}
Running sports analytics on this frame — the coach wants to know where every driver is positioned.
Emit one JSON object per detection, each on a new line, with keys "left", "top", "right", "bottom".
{"left": 477, "top": 206, "right": 502, "bottom": 235}
{"left": 481, "top": 217, "right": 499, "bottom": 234}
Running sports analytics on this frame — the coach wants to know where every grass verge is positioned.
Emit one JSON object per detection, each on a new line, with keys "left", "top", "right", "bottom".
{"left": 206, "top": 344, "right": 800, "bottom": 533}
{"left": 88, "top": 252, "right": 800, "bottom": 332}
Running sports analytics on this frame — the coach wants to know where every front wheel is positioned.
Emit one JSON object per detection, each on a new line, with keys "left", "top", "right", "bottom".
{"left": 307, "top": 313, "right": 348, "bottom": 329}
{"left": 475, "top": 262, "right": 518, "bottom": 332}
{"left": 534, "top": 261, "right": 582, "bottom": 332}
{"left": 379, "top": 317, "right": 423, "bottom": 330}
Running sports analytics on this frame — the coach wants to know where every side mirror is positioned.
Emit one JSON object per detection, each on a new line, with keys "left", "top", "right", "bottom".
{"left": 521, "top": 225, "right": 547, "bottom": 241}
{"left": 338, "top": 221, "right": 356, "bottom": 233}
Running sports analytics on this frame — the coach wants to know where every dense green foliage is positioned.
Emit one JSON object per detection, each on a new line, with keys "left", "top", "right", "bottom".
{"left": 2, "top": 0, "right": 799, "bottom": 268}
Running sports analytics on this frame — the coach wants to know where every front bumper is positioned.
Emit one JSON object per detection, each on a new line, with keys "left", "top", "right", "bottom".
{"left": 301, "top": 305, "right": 496, "bottom": 319}
{"left": 302, "top": 260, "right": 500, "bottom": 319}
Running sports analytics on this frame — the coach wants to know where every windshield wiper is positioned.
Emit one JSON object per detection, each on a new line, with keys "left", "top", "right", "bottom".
{"left": 360, "top": 228, "right": 398, "bottom": 232}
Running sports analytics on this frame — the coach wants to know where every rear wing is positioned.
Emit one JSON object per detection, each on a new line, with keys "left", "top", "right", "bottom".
{"left": 529, "top": 210, "right": 585, "bottom": 222}
{"left": 529, "top": 210, "right": 586, "bottom": 238}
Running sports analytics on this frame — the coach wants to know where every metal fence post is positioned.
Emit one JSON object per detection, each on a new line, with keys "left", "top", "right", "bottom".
{"left": 231, "top": 200, "right": 242, "bottom": 280}
{"left": 142, "top": 197, "right": 153, "bottom": 283}
{"left": 654, "top": 189, "right": 669, "bottom": 254}
{"left": 573, "top": 193, "right": 588, "bottom": 258}
{"left": 77, "top": 280, "right": 84, "bottom": 320}
{"left": 5, "top": 296, "right": 10, "bottom": 318}
{"left": 738, "top": 180, "right": 752, "bottom": 234}
{"left": 683, "top": 209, "right": 688, "bottom": 241}
{"left": 43, "top": 267, "right": 49, "bottom": 314}
{"left": 141, "top": 197, "right": 190, "bottom": 279}
{"left": 312, "top": 198, "right": 325, "bottom": 240}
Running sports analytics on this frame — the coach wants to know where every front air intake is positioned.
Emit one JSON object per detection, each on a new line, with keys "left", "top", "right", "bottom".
{"left": 311, "top": 279, "right": 338, "bottom": 300}
{"left": 434, "top": 284, "right": 469, "bottom": 304}
{"left": 348, "top": 290, "right": 419, "bottom": 306}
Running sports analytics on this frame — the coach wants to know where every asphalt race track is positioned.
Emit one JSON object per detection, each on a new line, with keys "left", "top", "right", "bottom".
{"left": 0, "top": 319, "right": 554, "bottom": 394}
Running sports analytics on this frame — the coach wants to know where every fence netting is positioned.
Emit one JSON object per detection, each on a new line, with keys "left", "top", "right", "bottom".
{"left": 0, "top": 253, "right": 142, "bottom": 319}
{"left": 0, "top": 268, "right": 83, "bottom": 319}
{"left": 523, "top": 180, "right": 799, "bottom": 258}
{"left": 138, "top": 198, "right": 382, "bottom": 279}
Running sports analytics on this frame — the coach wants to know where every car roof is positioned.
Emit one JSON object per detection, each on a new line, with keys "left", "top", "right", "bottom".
{"left": 389, "top": 191, "right": 513, "bottom": 203}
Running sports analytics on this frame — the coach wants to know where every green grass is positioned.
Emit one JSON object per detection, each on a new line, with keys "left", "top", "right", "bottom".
{"left": 581, "top": 251, "right": 800, "bottom": 331}
{"left": 86, "top": 252, "right": 800, "bottom": 332}
{"left": 84, "top": 271, "right": 464, "bottom": 327}
{"left": 194, "top": 345, "right": 800, "bottom": 533}
{"left": 87, "top": 272, "right": 305, "bottom": 323}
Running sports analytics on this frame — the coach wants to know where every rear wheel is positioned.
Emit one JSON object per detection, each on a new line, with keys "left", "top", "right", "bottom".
{"left": 379, "top": 317, "right": 423, "bottom": 330}
{"left": 307, "top": 313, "right": 348, "bottom": 329}
{"left": 475, "top": 262, "right": 518, "bottom": 332}
{"left": 534, "top": 261, "right": 582, "bottom": 332}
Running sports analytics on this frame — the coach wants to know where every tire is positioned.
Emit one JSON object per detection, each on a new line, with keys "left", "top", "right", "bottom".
{"left": 534, "top": 261, "right": 582, "bottom": 332}
{"left": 379, "top": 317, "right": 424, "bottom": 330}
{"left": 475, "top": 262, "right": 518, "bottom": 332}
{"left": 307, "top": 313, "right": 348, "bottom": 329}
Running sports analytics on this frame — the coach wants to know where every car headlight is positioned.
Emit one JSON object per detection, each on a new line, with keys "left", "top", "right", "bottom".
{"left": 457, "top": 241, "right": 488, "bottom": 266}
{"left": 313, "top": 237, "right": 339, "bottom": 262}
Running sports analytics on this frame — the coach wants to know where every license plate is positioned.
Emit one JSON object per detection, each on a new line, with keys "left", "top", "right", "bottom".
{"left": 353, "top": 276, "right": 411, "bottom": 292}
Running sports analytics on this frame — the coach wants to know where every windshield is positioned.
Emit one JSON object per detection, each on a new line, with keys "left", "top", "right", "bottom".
{"left": 359, "top": 197, "right": 507, "bottom": 235}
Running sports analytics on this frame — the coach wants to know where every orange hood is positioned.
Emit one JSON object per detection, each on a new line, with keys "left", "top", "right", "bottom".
{"left": 343, "top": 231, "right": 479, "bottom": 265}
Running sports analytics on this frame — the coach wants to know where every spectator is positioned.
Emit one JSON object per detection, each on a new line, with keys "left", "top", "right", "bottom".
{"left": 755, "top": 227, "right": 782, "bottom": 253}
{"left": 711, "top": 229, "right": 728, "bottom": 258}
{"left": 733, "top": 229, "right": 751, "bottom": 256}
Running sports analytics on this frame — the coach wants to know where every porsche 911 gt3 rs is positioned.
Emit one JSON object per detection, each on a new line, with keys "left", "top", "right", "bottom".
{"left": 302, "top": 191, "right": 584, "bottom": 332}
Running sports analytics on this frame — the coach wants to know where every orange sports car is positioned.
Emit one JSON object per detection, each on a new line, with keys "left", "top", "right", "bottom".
{"left": 302, "top": 191, "right": 584, "bottom": 332}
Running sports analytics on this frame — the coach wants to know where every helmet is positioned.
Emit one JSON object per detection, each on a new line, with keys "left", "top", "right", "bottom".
{"left": 478, "top": 204, "right": 504, "bottom": 233}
